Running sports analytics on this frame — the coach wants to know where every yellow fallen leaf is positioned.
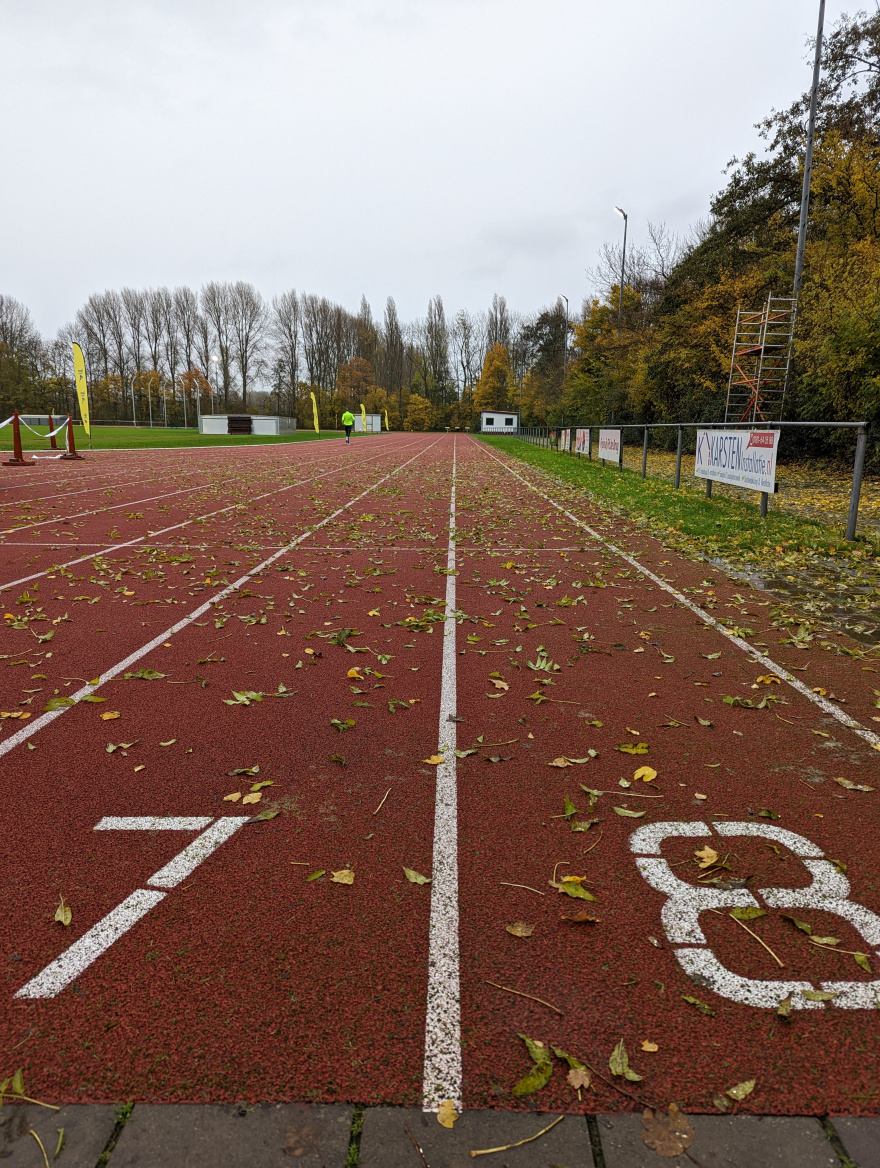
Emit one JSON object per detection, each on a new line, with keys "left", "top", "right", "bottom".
{"left": 726, "top": 1079, "right": 756, "bottom": 1101}
{"left": 133, "top": 765, "right": 145, "bottom": 773}
{"left": 305, "top": 648, "right": 315, "bottom": 656}
{"left": 54, "top": 895, "right": 72, "bottom": 927}
{"left": 641, "top": 1040, "right": 659, "bottom": 1052}
{"left": 422, "top": 755, "right": 445, "bottom": 764}
{"left": 633, "top": 766, "right": 657, "bottom": 783}
{"left": 694, "top": 845, "right": 719, "bottom": 868}
{"left": 694, "top": 793, "right": 708, "bottom": 801}
{"left": 368, "top": 609, "right": 380, "bottom": 616}
{"left": 223, "top": 792, "right": 242, "bottom": 802}
{"left": 123, "top": 590, "right": 135, "bottom": 596}
{"left": 330, "top": 868, "right": 355, "bottom": 884}
{"left": 241, "top": 792, "right": 261, "bottom": 805}
{"left": 100, "top": 711, "right": 121, "bottom": 721}
{"left": 490, "top": 679, "right": 509, "bottom": 691}
{"left": 436, "top": 1099, "right": 458, "bottom": 1128}
{"left": 505, "top": 921, "right": 535, "bottom": 938}
{"left": 347, "top": 669, "right": 363, "bottom": 679}
{"left": 548, "top": 757, "right": 572, "bottom": 768}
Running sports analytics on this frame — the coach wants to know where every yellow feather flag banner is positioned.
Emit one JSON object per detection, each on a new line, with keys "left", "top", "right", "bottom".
{"left": 71, "top": 342, "right": 91, "bottom": 436}
{"left": 384, "top": 409, "right": 389, "bottom": 431}
{"left": 309, "top": 391, "right": 320, "bottom": 435}
{"left": 360, "top": 403, "right": 366, "bottom": 433}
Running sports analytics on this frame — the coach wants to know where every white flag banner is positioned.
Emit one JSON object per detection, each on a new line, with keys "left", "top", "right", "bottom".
{"left": 598, "top": 429, "right": 621, "bottom": 462}
{"left": 695, "top": 428, "right": 780, "bottom": 492}
{"left": 575, "top": 428, "right": 590, "bottom": 454}
{"left": 559, "top": 428, "right": 570, "bottom": 451}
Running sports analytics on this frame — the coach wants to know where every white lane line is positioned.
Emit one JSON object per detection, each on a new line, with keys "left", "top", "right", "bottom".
{"left": 0, "top": 438, "right": 422, "bottom": 593}
{"left": 0, "top": 437, "right": 439, "bottom": 759}
{"left": 14, "top": 888, "right": 167, "bottom": 999}
{"left": 422, "top": 436, "right": 462, "bottom": 1113}
{"left": 0, "top": 476, "right": 159, "bottom": 509}
{"left": 146, "top": 818, "right": 249, "bottom": 887}
{"left": 95, "top": 816, "right": 213, "bottom": 831}
{"left": 475, "top": 439, "right": 880, "bottom": 751}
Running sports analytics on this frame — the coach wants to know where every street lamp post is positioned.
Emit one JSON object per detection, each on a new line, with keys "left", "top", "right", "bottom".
{"left": 793, "top": 0, "right": 826, "bottom": 298}
{"left": 129, "top": 371, "right": 138, "bottom": 427}
{"left": 210, "top": 353, "right": 221, "bottom": 419}
{"left": 560, "top": 294, "right": 569, "bottom": 387}
{"left": 614, "top": 206, "right": 628, "bottom": 339}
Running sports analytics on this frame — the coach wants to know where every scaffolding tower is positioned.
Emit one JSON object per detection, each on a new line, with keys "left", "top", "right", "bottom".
{"left": 724, "top": 294, "right": 797, "bottom": 424}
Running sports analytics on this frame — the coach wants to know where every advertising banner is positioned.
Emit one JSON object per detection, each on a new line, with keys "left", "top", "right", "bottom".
{"left": 694, "top": 428, "right": 780, "bottom": 492}
{"left": 598, "top": 428, "right": 621, "bottom": 462}
{"left": 559, "top": 428, "right": 570, "bottom": 452}
{"left": 575, "top": 428, "right": 590, "bottom": 454}
{"left": 71, "top": 342, "right": 91, "bottom": 436}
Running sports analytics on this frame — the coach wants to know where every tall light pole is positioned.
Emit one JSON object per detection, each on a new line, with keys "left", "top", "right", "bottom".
{"left": 793, "top": 0, "right": 826, "bottom": 298}
{"left": 560, "top": 294, "right": 569, "bottom": 388}
{"left": 210, "top": 353, "right": 221, "bottom": 417}
{"left": 614, "top": 206, "right": 628, "bottom": 338}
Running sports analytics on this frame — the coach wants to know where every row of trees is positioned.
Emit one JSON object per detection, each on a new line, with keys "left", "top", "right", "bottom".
{"left": 0, "top": 282, "right": 571, "bottom": 432}
{"left": 4, "top": 9, "right": 880, "bottom": 446}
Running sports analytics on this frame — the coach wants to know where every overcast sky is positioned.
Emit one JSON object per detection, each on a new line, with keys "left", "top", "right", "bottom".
{"left": 5, "top": 0, "right": 845, "bottom": 336}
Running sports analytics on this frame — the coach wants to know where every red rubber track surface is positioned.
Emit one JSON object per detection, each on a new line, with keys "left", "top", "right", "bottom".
{"left": 1, "top": 435, "right": 879, "bottom": 1117}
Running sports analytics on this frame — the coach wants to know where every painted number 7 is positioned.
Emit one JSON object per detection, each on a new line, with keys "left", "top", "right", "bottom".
{"left": 15, "top": 816, "right": 248, "bottom": 1000}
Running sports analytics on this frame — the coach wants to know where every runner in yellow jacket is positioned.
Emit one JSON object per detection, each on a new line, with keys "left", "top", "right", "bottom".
{"left": 342, "top": 410, "right": 355, "bottom": 444}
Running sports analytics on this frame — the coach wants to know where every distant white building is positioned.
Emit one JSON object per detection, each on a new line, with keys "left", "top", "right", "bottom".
{"left": 479, "top": 411, "right": 519, "bottom": 434}
{"left": 354, "top": 413, "right": 382, "bottom": 433}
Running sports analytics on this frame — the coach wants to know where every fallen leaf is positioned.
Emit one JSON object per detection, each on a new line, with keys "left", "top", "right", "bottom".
{"left": 702, "top": 652, "right": 722, "bottom": 660}
{"left": 54, "top": 895, "right": 72, "bottom": 927}
{"left": 306, "top": 870, "right": 325, "bottom": 881}
{"left": 641, "top": 1040, "right": 659, "bottom": 1053}
{"left": 557, "top": 875, "right": 597, "bottom": 901}
{"left": 832, "top": 776, "right": 875, "bottom": 792}
{"left": 100, "top": 711, "right": 121, "bottom": 721}
{"left": 616, "top": 742, "right": 649, "bottom": 754}
{"left": 560, "top": 909, "right": 599, "bottom": 922}
{"left": 802, "top": 989, "right": 838, "bottom": 1002}
{"left": 854, "top": 952, "right": 872, "bottom": 973}
{"left": 696, "top": 717, "right": 713, "bottom": 727}
{"left": 512, "top": 1034, "right": 553, "bottom": 1096}
{"left": 633, "top": 766, "right": 657, "bottom": 782}
{"left": 403, "top": 867, "right": 431, "bottom": 884}
{"left": 694, "top": 845, "right": 719, "bottom": 869}
{"left": 330, "top": 868, "right": 355, "bottom": 884}
{"left": 133, "top": 764, "right": 145, "bottom": 773}
{"left": 694, "top": 792, "right": 708, "bottom": 801}
{"left": 436, "top": 1099, "right": 458, "bottom": 1128}
{"left": 159, "top": 739, "right": 176, "bottom": 746}
{"left": 563, "top": 795, "right": 578, "bottom": 819}
{"left": 681, "top": 994, "right": 716, "bottom": 1015}
{"left": 727, "top": 1079, "right": 756, "bottom": 1101}
{"left": 641, "top": 1104, "right": 694, "bottom": 1157}
{"left": 331, "top": 718, "right": 355, "bottom": 732}
{"left": 44, "top": 696, "right": 75, "bottom": 711}
{"left": 567, "top": 1067, "right": 591, "bottom": 1090}
{"left": 249, "top": 780, "right": 274, "bottom": 791}
{"left": 347, "top": 668, "right": 363, "bottom": 679}
{"left": 422, "top": 754, "right": 445, "bottom": 764}
{"left": 783, "top": 915, "right": 813, "bottom": 936}
{"left": 713, "top": 1093, "right": 731, "bottom": 1111}
{"left": 490, "top": 679, "right": 509, "bottom": 691}
{"left": 613, "top": 806, "right": 646, "bottom": 818}
{"left": 241, "top": 792, "right": 262, "bottom": 805}
{"left": 777, "top": 994, "right": 793, "bottom": 1020}
{"left": 223, "top": 792, "right": 242, "bottom": 802}
{"left": 730, "top": 906, "right": 767, "bottom": 921}
{"left": 506, "top": 921, "right": 534, "bottom": 938}
{"left": 609, "top": 1039, "right": 642, "bottom": 1081}
{"left": 548, "top": 757, "right": 572, "bottom": 768}
{"left": 81, "top": 695, "right": 106, "bottom": 703}
{"left": 368, "top": 609, "right": 381, "bottom": 617}
{"left": 123, "top": 668, "right": 166, "bottom": 680}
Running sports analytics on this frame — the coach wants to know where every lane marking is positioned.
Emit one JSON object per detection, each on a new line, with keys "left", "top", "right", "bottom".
{"left": 422, "top": 436, "right": 462, "bottom": 1113}
{"left": 0, "top": 437, "right": 439, "bottom": 759}
{"left": 15, "top": 815, "right": 251, "bottom": 999}
{"left": 0, "top": 437, "right": 423, "bottom": 593}
{"left": 475, "top": 439, "right": 880, "bottom": 751}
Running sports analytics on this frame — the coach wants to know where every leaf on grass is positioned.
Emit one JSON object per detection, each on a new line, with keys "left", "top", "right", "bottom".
{"left": 506, "top": 921, "right": 534, "bottom": 938}
{"left": 609, "top": 1039, "right": 642, "bottom": 1081}
{"left": 330, "top": 869, "right": 355, "bottom": 884}
{"left": 512, "top": 1034, "right": 553, "bottom": 1097}
{"left": 305, "top": 870, "right": 325, "bottom": 882}
{"left": 633, "top": 766, "right": 657, "bottom": 783}
{"left": 241, "top": 792, "right": 262, "bottom": 805}
{"left": 54, "top": 895, "right": 72, "bottom": 927}
{"left": 616, "top": 742, "right": 649, "bottom": 754}
{"left": 560, "top": 909, "right": 599, "bottom": 922}
{"left": 422, "top": 754, "right": 444, "bottom": 764}
{"left": 833, "top": 776, "right": 875, "bottom": 792}
{"left": 641, "top": 1105, "right": 694, "bottom": 1157}
{"left": 403, "top": 867, "right": 431, "bottom": 884}
{"left": 682, "top": 994, "right": 715, "bottom": 1015}
{"left": 100, "top": 711, "right": 121, "bottom": 721}
{"left": 436, "top": 1099, "right": 458, "bottom": 1128}
{"left": 613, "top": 806, "right": 646, "bottom": 818}
{"left": 727, "top": 1079, "right": 756, "bottom": 1101}
{"left": 124, "top": 668, "right": 166, "bottom": 680}
{"left": 730, "top": 906, "right": 767, "bottom": 921}
{"left": 694, "top": 846, "right": 719, "bottom": 869}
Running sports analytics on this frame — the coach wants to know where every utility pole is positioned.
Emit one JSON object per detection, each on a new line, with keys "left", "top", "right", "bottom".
{"left": 614, "top": 206, "right": 628, "bottom": 338}
{"left": 793, "top": 0, "right": 826, "bottom": 298}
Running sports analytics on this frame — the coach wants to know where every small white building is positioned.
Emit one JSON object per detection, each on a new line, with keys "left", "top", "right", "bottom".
{"left": 354, "top": 413, "right": 382, "bottom": 433}
{"left": 199, "top": 415, "right": 296, "bottom": 436}
{"left": 479, "top": 411, "right": 519, "bottom": 434}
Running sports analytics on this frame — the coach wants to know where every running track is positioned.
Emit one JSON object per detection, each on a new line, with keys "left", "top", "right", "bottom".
{"left": 1, "top": 433, "right": 879, "bottom": 1118}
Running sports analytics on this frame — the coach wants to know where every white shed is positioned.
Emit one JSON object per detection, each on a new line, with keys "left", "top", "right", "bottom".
{"left": 480, "top": 411, "right": 519, "bottom": 434}
{"left": 354, "top": 414, "right": 382, "bottom": 433}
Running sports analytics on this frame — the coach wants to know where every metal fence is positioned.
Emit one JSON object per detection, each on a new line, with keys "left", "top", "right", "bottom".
{"left": 518, "top": 420, "right": 869, "bottom": 541}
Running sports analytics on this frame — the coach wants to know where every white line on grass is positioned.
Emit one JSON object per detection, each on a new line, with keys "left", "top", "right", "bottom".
{"left": 422, "top": 436, "right": 462, "bottom": 1113}
{"left": 0, "top": 437, "right": 438, "bottom": 760}
{"left": 476, "top": 439, "right": 880, "bottom": 751}
{"left": 0, "top": 438, "right": 422, "bottom": 593}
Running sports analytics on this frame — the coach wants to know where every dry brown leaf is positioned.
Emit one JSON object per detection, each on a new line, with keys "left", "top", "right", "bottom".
{"left": 490, "top": 679, "right": 509, "bottom": 691}
{"left": 100, "top": 711, "right": 121, "bottom": 721}
{"left": 330, "top": 868, "right": 355, "bottom": 885}
{"left": 506, "top": 921, "right": 535, "bottom": 938}
{"left": 567, "top": 1067, "right": 591, "bottom": 1090}
{"left": 694, "top": 845, "right": 719, "bottom": 869}
{"left": 548, "top": 757, "right": 572, "bottom": 768}
{"left": 641, "top": 1104, "right": 694, "bottom": 1157}
{"left": 241, "top": 792, "right": 261, "bottom": 805}
{"left": 223, "top": 792, "right": 242, "bottom": 802}
{"left": 560, "top": 909, "right": 599, "bottom": 923}
{"left": 694, "top": 792, "right": 708, "bottom": 801}
{"left": 641, "top": 1040, "right": 659, "bottom": 1052}
{"left": 436, "top": 1099, "right": 458, "bottom": 1128}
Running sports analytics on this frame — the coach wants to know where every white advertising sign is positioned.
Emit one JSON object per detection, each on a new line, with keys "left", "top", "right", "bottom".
{"left": 598, "top": 428, "right": 621, "bottom": 462}
{"left": 695, "top": 429, "right": 780, "bottom": 493}
{"left": 559, "top": 428, "right": 570, "bottom": 451}
{"left": 575, "top": 428, "right": 590, "bottom": 454}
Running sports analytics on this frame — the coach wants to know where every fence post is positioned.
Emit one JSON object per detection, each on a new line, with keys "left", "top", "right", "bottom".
{"left": 618, "top": 431, "right": 623, "bottom": 471}
{"left": 706, "top": 478, "right": 713, "bottom": 498}
{"left": 846, "top": 425, "right": 868, "bottom": 541}
{"left": 587, "top": 427, "right": 592, "bottom": 461}
{"left": 642, "top": 426, "right": 648, "bottom": 478}
{"left": 760, "top": 491, "right": 768, "bottom": 517}
{"left": 674, "top": 426, "right": 683, "bottom": 488}
{"left": 2, "top": 411, "right": 34, "bottom": 467}
{"left": 47, "top": 413, "right": 58, "bottom": 450}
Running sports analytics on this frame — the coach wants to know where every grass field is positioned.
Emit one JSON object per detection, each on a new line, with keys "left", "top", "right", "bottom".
{"left": 3, "top": 425, "right": 346, "bottom": 451}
